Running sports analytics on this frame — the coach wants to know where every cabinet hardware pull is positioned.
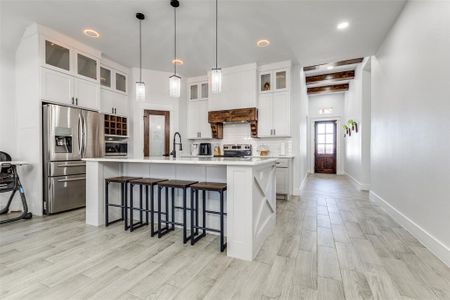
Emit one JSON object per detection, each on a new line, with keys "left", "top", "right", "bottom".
{"left": 72, "top": 97, "right": 74, "bottom": 105}
{"left": 76, "top": 98, "right": 78, "bottom": 105}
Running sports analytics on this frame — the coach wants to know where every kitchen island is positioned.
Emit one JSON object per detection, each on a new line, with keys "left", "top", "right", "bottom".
{"left": 83, "top": 156, "right": 277, "bottom": 261}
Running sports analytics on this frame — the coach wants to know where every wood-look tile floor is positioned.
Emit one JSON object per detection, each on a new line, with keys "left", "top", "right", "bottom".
{"left": 1, "top": 174, "right": 450, "bottom": 300}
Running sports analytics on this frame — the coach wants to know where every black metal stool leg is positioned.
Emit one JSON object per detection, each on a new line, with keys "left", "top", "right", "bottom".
{"left": 158, "top": 186, "right": 162, "bottom": 238}
{"left": 150, "top": 185, "right": 156, "bottom": 237}
{"left": 166, "top": 187, "right": 170, "bottom": 230}
{"left": 183, "top": 187, "right": 188, "bottom": 243}
{"left": 129, "top": 183, "right": 134, "bottom": 231}
{"left": 202, "top": 190, "right": 206, "bottom": 235}
{"left": 220, "top": 190, "right": 226, "bottom": 252}
{"left": 171, "top": 187, "right": 175, "bottom": 230}
{"left": 145, "top": 185, "right": 149, "bottom": 226}
{"left": 105, "top": 181, "right": 109, "bottom": 226}
{"left": 139, "top": 185, "right": 143, "bottom": 225}
{"left": 190, "top": 188, "right": 195, "bottom": 245}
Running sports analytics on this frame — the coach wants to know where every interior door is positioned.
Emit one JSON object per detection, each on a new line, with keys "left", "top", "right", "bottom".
{"left": 143, "top": 110, "right": 170, "bottom": 157}
{"left": 314, "top": 121, "right": 337, "bottom": 174}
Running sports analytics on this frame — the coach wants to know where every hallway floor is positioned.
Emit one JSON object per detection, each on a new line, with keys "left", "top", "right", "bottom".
{"left": 1, "top": 175, "right": 449, "bottom": 299}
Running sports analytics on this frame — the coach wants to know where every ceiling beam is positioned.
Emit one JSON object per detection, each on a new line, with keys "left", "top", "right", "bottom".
{"left": 306, "top": 70, "right": 355, "bottom": 85}
{"left": 307, "top": 83, "right": 349, "bottom": 95}
{"left": 303, "top": 58, "right": 363, "bottom": 72}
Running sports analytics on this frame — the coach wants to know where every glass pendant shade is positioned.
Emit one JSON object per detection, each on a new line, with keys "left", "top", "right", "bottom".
{"left": 211, "top": 68, "right": 222, "bottom": 94}
{"left": 169, "top": 75, "right": 181, "bottom": 98}
{"left": 136, "top": 81, "right": 145, "bottom": 101}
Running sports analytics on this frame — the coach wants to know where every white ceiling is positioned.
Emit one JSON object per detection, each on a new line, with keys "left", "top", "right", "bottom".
{"left": 1, "top": 0, "right": 405, "bottom": 77}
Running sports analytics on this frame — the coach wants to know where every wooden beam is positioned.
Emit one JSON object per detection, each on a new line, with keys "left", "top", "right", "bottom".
{"left": 307, "top": 84, "right": 349, "bottom": 95}
{"left": 306, "top": 70, "right": 355, "bottom": 85}
{"left": 303, "top": 58, "right": 363, "bottom": 72}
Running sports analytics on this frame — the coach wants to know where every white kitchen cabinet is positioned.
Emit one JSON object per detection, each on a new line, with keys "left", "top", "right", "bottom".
{"left": 276, "top": 167, "right": 288, "bottom": 194}
{"left": 189, "top": 81, "right": 208, "bottom": 101}
{"left": 40, "top": 67, "right": 74, "bottom": 105}
{"left": 187, "top": 99, "right": 211, "bottom": 139}
{"left": 259, "top": 68, "right": 288, "bottom": 93}
{"left": 275, "top": 157, "right": 293, "bottom": 200}
{"left": 76, "top": 52, "right": 98, "bottom": 81}
{"left": 75, "top": 77, "right": 100, "bottom": 110}
{"left": 258, "top": 91, "right": 290, "bottom": 137}
{"left": 40, "top": 67, "right": 99, "bottom": 110}
{"left": 101, "top": 88, "right": 128, "bottom": 116}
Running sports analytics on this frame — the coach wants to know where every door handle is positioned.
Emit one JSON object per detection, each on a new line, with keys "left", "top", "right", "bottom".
{"left": 57, "top": 177, "right": 86, "bottom": 183}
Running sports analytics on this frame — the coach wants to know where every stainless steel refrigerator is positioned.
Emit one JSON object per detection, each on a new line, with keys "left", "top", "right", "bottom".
{"left": 43, "top": 104, "right": 104, "bottom": 214}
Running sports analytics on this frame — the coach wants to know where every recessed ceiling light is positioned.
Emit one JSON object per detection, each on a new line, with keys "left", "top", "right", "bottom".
{"left": 327, "top": 66, "right": 334, "bottom": 70}
{"left": 83, "top": 28, "right": 100, "bottom": 38}
{"left": 256, "top": 39, "right": 270, "bottom": 47}
{"left": 171, "top": 58, "right": 184, "bottom": 65}
{"left": 337, "top": 21, "right": 349, "bottom": 30}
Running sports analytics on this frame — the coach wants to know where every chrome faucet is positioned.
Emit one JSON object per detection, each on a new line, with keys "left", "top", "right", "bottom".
{"left": 170, "top": 132, "right": 183, "bottom": 158}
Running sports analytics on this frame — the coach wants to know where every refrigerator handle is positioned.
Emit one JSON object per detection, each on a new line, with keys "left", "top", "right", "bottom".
{"left": 77, "top": 114, "right": 83, "bottom": 156}
{"left": 81, "top": 113, "right": 87, "bottom": 157}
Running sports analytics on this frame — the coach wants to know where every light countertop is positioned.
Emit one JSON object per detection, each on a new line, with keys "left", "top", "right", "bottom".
{"left": 83, "top": 156, "right": 277, "bottom": 166}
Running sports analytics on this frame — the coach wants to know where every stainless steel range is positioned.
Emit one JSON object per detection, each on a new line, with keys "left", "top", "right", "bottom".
{"left": 222, "top": 144, "right": 252, "bottom": 157}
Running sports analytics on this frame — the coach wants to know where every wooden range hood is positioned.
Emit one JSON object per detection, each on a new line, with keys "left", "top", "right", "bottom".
{"left": 208, "top": 107, "right": 258, "bottom": 139}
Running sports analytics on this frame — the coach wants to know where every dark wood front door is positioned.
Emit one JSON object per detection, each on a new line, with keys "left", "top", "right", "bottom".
{"left": 314, "top": 121, "right": 337, "bottom": 174}
{"left": 143, "top": 110, "right": 170, "bottom": 157}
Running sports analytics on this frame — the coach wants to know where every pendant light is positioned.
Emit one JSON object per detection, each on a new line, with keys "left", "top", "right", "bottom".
{"left": 135, "top": 12, "right": 146, "bottom": 101}
{"left": 211, "top": 0, "right": 222, "bottom": 94}
{"left": 169, "top": 0, "right": 181, "bottom": 98}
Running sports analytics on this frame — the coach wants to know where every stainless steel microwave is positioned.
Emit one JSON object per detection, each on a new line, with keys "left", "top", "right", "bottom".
{"left": 105, "top": 136, "right": 128, "bottom": 157}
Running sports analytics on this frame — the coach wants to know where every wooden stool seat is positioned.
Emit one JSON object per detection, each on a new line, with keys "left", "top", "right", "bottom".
{"left": 191, "top": 182, "right": 227, "bottom": 192}
{"left": 106, "top": 176, "right": 142, "bottom": 183}
{"left": 129, "top": 178, "right": 167, "bottom": 185}
{"left": 159, "top": 180, "right": 198, "bottom": 189}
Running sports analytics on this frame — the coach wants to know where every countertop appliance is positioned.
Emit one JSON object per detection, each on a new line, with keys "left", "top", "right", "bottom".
{"left": 42, "top": 104, "right": 104, "bottom": 214}
{"left": 199, "top": 143, "right": 212, "bottom": 156}
{"left": 105, "top": 135, "right": 128, "bottom": 157}
{"left": 222, "top": 144, "right": 252, "bottom": 157}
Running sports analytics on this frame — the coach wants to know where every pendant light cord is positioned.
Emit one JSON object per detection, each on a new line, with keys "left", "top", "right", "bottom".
{"left": 139, "top": 19, "right": 142, "bottom": 82}
{"left": 174, "top": 7, "right": 177, "bottom": 75}
{"left": 215, "top": 0, "right": 218, "bottom": 69}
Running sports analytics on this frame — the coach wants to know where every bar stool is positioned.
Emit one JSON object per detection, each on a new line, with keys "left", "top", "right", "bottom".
{"left": 105, "top": 176, "right": 141, "bottom": 230}
{"left": 157, "top": 180, "right": 198, "bottom": 243}
{"left": 190, "top": 182, "right": 227, "bottom": 252}
{"left": 128, "top": 178, "right": 167, "bottom": 235}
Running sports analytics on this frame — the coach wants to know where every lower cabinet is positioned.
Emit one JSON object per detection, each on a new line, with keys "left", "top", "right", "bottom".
{"left": 187, "top": 100, "right": 211, "bottom": 139}
{"left": 275, "top": 157, "right": 293, "bottom": 199}
{"left": 100, "top": 88, "right": 128, "bottom": 116}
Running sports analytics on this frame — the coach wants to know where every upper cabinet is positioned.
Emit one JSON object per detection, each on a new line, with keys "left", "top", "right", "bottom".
{"left": 44, "top": 40, "right": 70, "bottom": 72}
{"left": 257, "top": 62, "right": 292, "bottom": 137}
{"left": 99, "top": 59, "right": 129, "bottom": 117}
{"left": 259, "top": 69, "right": 288, "bottom": 93}
{"left": 189, "top": 81, "right": 208, "bottom": 101}
{"left": 77, "top": 53, "right": 97, "bottom": 80}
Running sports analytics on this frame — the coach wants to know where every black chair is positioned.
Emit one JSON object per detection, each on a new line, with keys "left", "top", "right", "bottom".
{"left": 0, "top": 151, "right": 32, "bottom": 224}
{"left": 157, "top": 180, "right": 198, "bottom": 243}
{"left": 128, "top": 178, "right": 167, "bottom": 235}
{"left": 105, "top": 176, "right": 141, "bottom": 230}
{"left": 190, "top": 182, "right": 227, "bottom": 252}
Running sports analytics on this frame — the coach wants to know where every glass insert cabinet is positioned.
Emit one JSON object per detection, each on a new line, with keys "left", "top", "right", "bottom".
{"left": 259, "top": 69, "right": 288, "bottom": 93}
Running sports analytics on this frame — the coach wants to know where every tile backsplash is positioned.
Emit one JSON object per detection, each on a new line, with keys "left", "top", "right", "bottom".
{"left": 189, "top": 123, "right": 293, "bottom": 156}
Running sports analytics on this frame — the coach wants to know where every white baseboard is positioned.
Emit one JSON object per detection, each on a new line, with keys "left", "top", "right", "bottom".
{"left": 370, "top": 191, "right": 450, "bottom": 268}
{"left": 345, "top": 173, "right": 370, "bottom": 191}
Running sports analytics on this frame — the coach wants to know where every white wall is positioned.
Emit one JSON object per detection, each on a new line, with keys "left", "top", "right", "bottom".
{"left": 296, "top": 67, "right": 309, "bottom": 191}
{"left": 128, "top": 68, "right": 187, "bottom": 158}
{"left": 344, "top": 60, "right": 371, "bottom": 189}
{"left": 371, "top": 1, "right": 450, "bottom": 266}
{"left": 307, "top": 92, "right": 345, "bottom": 174}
